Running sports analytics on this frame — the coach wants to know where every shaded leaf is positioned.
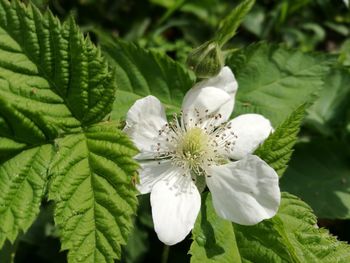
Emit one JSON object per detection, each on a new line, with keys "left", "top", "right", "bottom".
{"left": 0, "top": 145, "right": 53, "bottom": 246}
{"left": 305, "top": 67, "right": 350, "bottom": 135}
{"left": 281, "top": 140, "right": 350, "bottom": 219}
{"left": 190, "top": 192, "right": 241, "bottom": 263}
{"left": 100, "top": 39, "right": 195, "bottom": 120}
{"left": 190, "top": 192, "right": 350, "bottom": 262}
{"left": 227, "top": 42, "right": 332, "bottom": 126}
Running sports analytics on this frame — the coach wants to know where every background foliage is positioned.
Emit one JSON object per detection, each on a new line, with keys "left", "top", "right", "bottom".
{"left": 0, "top": 0, "right": 350, "bottom": 262}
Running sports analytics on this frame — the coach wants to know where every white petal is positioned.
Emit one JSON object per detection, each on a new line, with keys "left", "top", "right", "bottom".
{"left": 226, "top": 114, "right": 273, "bottom": 160}
{"left": 206, "top": 155, "right": 280, "bottom": 225}
{"left": 123, "top": 96, "right": 168, "bottom": 159}
{"left": 151, "top": 175, "right": 201, "bottom": 245}
{"left": 196, "top": 66, "right": 238, "bottom": 97}
{"left": 137, "top": 160, "right": 174, "bottom": 194}
{"left": 182, "top": 86, "right": 234, "bottom": 128}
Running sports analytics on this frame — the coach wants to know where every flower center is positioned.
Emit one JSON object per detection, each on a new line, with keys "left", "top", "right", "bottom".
{"left": 176, "top": 127, "right": 210, "bottom": 172}
{"left": 155, "top": 110, "right": 237, "bottom": 179}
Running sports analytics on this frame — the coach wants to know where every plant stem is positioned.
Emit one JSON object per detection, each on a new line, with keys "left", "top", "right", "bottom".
{"left": 161, "top": 244, "right": 170, "bottom": 263}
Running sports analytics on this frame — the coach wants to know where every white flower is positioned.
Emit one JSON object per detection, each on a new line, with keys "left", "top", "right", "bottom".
{"left": 124, "top": 67, "right": 281, "bottom": 245}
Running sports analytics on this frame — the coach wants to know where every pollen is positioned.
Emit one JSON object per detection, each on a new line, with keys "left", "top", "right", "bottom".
{"left": 179, "top": 128, "right": 209, "bottom": 157}
{"left": 176, "top": 127, "right": 210, "bottom": 170}
{"left": 153, "top": 108, "right": 237, "bottom": 177}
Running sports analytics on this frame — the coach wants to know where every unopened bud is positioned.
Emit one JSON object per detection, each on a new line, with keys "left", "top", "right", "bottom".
{"left": 186, "top": 40, "right": 224, "bottom": 79}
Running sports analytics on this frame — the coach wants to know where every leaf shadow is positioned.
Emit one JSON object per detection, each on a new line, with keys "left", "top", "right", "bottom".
{"left": 200, "top": 194, "right": 225, "bottom": 259}
{"left": 281, "top": 140, "right": 350, "bottom": 219}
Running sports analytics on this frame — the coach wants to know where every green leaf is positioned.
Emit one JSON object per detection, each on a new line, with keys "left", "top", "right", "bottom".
{"left": 149, "top": 0, "right": 179, "bottom": 9}
{"left": 48, "top": 124, "right": 139, "bottom": 263}
{"left": 305, "top": 67, "right": 350, "bottom": 135}
{"left": 0, "top": 1, "right": 139, "bottom": 262}
{"left": 122, "top": 195, "right": 152, "bottom": 263}
{"left": 0, "top": 1, "right": 115, "bottom": 129}
{"left": 216, "top": 0, "right": 255, "bottom": 46}
{"left": 0, "top": 145, "right": 53, "bottom": 246}
{"left": 190, "top": 192, "right": 242, "bottom": 263}
{"left": 190, "top": 192, "right": 350, "bottom": 262}
{"left": 100, "top": 39, "right": 195, "bottom": 120}
{"left": 281, "top": 140, "right": 350, "bottom": 219}
{"left": 122, "top": 223, "right": 149, "bottom": 263}
{"left": 255, "top": 105, "right": 305, "bottom": 177}
{"left": 0, "top": 240, "right": 17, "bottom": 263}
{"left": 234, "top": 192, "right": 350, "bottom": 262}
{"left": 227, "top": 42, "right": 332, "bottom": 126}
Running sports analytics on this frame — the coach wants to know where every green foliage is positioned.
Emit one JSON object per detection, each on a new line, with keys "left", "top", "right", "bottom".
{"left": 305, "top": 67, "right": 350, "bottom": 135}
{"left": 122, "top": 196, "right": 153, "bottom": 263}
{"left": 281, "top": 140, "right": 350, "bottom": 219}
{"left": 122, "top": 223, "right": 149, "bottom": 263}
{"left": 215, "top": 0, "right": 255, "bottom": 46}
{"left": 190, "top": 192, "right": 350, "bottom": 262}
{"left": 1, "top": 0, "right": 350, "bottom": 261}
{"left": 0, "top": 1, "right": 139, "bottom": 262}
{"left": 255, "top": 105, "right": 305, "bottom": 177}
{"left": 280, "top": 65, "right": 350, "bottom": 220}
{"left": 0, "top": 3, "right": 115, "bottom": 127}
{"left": 0, "top": 145, "right": 53, "bottom": 246}
{"left": 339, "top": 40, "right": 350, "bottom": 66}
{"left": 0, "top": 240, "right": 16, "bottom": 263}
{"left": 5, "top": 202, "right": 65, "bottom": 263}
{"left": 190, "top": 193, "right": 241, "bottom": 263}
{"left": 235, "top": 192, "right": 350, "bottom": 262}
{"left": 227, "top": 43, "right": 332, "bottom": 126}
{"left": 100, "top": 39, "right": 195, "bottom": 120}
{"left": 49, "top": 125, "right": 138, "bottom": 262}
{"left": 102, "top": 40, "right": 333, "bottom": 126}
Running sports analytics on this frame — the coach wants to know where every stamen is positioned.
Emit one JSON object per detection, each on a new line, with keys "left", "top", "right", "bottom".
{"left": 152, "top": 108, "right": 237, "bottom": 179}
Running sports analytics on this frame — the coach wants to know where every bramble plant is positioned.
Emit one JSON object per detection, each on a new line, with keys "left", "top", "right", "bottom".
{"left": 0, "top": 0, "right": 350, "bottom": 262}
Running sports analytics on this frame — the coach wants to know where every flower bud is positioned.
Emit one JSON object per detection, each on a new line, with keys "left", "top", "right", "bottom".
{"left": 186, "top": 40, "right": 224, "bottom": 79}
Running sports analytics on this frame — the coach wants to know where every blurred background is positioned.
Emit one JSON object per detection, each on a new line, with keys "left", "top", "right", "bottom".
{"left": 3, "top": 0, "right": 350, "bottom": 262}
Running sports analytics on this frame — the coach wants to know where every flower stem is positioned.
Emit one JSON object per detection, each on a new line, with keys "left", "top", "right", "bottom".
{"left": 161, "top": 244, "right": 170, "bottom": 263}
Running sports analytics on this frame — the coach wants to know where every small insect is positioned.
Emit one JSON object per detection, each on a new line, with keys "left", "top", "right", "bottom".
{"left": 131, "top": 172, "right": 139, "bottom": 186}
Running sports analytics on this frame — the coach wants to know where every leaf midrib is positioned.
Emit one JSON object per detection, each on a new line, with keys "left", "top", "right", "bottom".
{"left": 69, "top": 131, "right": 121, "bottom": 262}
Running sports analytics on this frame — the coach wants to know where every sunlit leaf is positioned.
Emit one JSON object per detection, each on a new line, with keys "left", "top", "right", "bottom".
{"left": 255, "top": 105, "right": 305, "bottom": 177}
{"left": 190, "top": 192, "right": 350, "bottom": 262}
{"left": 0, "top": 1, "right": 139, "bottom": 262}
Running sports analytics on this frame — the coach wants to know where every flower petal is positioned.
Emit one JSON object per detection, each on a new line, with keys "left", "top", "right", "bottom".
{"left": 195, "top": 66, "right": 238, "bottom": 97}
{"left": 182, "top": 86, "right": 234, "bottom": 128}
{"left": 206, "top": 155, "right": 280, "bottom": 225}
{"left": 123, "top": 96, "right": 168, "bottom": 159}
{"left": 137, "top": 160, "right": 174, "bottom": 194}
{"left": 226, "top": 114, "right": 273, "bottom": 160}
{"left": 151, "top": 175, "right": 201, "bottom": 245}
